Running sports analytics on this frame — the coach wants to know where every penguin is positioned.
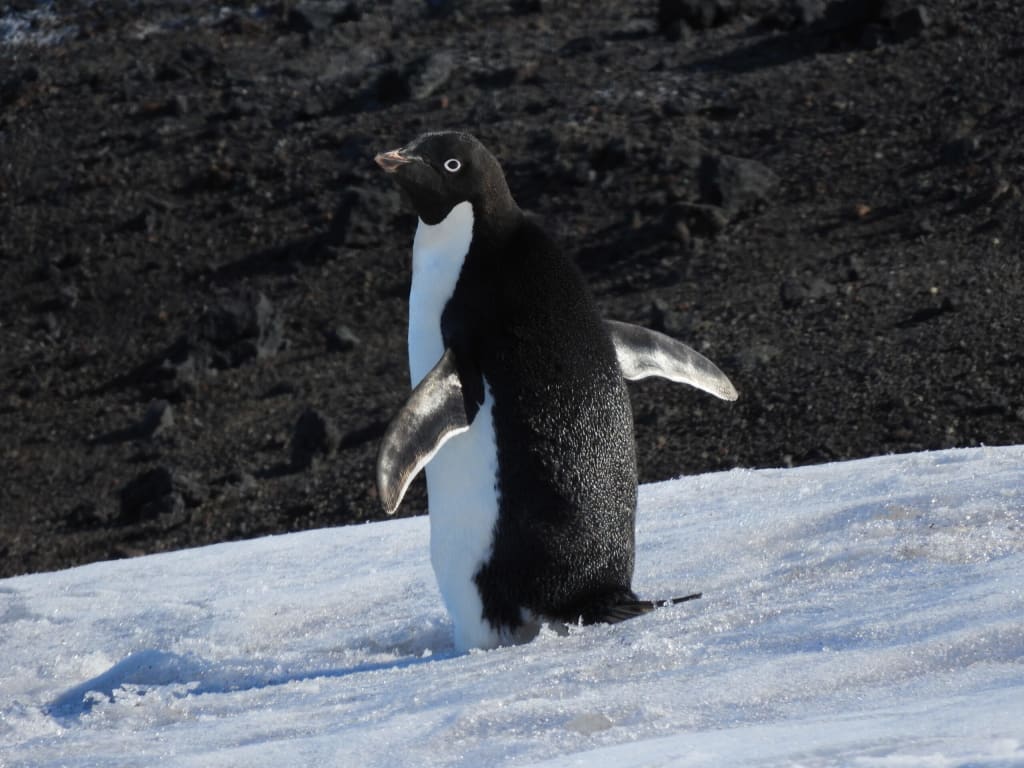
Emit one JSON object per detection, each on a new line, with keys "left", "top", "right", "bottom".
{"left": 374, "top": 131, "right": 737, "bottom": 652}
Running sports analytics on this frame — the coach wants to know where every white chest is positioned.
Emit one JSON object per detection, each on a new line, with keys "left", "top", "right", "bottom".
{"left": 406, "top": 201, "right": 503, "bottom": 652}
{"left": 408, "top": 201, "right": 475, "bottom": 387}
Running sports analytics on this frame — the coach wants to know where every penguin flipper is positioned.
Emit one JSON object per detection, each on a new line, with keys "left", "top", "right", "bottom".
{"left": 376, "top": 349, "right": 471, "bottom": 515}
{"left": 605, "top": 320, "right": 739, "bottom": 401}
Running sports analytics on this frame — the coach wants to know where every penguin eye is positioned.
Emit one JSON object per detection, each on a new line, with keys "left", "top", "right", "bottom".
{"left": 443, "top": 158, "right": 462, "bottom": 173}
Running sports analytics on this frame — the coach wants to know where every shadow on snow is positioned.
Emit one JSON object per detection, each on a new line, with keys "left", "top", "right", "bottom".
{"left": 47, "top": 647, "right": 451, "bottom": 722}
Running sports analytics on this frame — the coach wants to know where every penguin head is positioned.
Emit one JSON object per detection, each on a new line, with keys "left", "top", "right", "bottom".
{"left": 375, "top": 131, "right": 516, "bottom": 225}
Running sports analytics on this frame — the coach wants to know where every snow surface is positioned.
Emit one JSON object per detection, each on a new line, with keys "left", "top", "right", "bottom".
{"left": 0, "top": 2, "right": 76, "bottom": 47}
{"left": 2, "top": 446, "right": 1023, "bottom": 767}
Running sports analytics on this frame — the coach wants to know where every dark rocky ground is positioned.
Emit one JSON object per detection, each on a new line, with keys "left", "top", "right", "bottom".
{"left": 1, "top": 0, "right": 1021, "bottom": 578}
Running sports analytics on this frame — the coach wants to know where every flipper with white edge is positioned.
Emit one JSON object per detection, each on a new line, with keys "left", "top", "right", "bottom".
{"left": 376, "top": 349, "right": 472, "bottom": 515}
{"left": 605, "top": 319, "right": 739, "bottom": 401}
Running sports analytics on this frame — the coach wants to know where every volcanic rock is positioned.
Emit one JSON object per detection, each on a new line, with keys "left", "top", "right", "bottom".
{"left": 699, "top": 153, "right": 780, "bottom": 219}
{"left": 291, "top": 408, "right": 341, "bottom": 470}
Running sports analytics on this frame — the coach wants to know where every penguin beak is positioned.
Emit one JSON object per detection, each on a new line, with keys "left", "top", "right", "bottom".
{"left": 374, "top": 149, "right": 413, "bottom": 174}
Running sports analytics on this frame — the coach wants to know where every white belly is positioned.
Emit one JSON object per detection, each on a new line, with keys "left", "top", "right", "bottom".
{"left": 423, "top": 389, "right": 501, "bottom": 652}
{"left": 408, "top": 201, "right": 503, "bottom": 652}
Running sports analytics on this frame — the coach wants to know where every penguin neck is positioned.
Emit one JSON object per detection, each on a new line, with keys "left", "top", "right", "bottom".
{"left": 476, "top": 184, "right": 521, "bottom": 239}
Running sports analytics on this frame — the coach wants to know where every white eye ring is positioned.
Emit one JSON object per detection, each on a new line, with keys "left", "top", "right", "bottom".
{"left": 443, "top": 158, "right": 461, "bottom": 173}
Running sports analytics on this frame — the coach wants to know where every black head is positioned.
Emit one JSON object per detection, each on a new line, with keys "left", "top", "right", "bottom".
{"left": 375, "top": 131, "right": 518, "bottom": 225}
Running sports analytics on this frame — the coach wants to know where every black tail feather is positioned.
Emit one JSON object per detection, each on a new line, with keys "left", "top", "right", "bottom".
{"left": 588, "top": 592, "right": 702, "bottom": 625}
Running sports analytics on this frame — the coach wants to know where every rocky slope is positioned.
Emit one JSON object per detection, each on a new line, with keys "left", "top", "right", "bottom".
{"left": 1, "top": 0, "right": 1021, "bottom": 576}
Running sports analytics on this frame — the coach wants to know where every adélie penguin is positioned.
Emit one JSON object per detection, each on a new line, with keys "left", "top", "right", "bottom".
{"left": 374, "top": 131, "right": 738, "bottom": 652}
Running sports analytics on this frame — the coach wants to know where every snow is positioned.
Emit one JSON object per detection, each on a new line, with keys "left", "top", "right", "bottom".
{"left": 0, "top": 2, "right": 76, "bottom": 47}
{"left": 2, "top": 446, "right": 1023, "bottom": 767}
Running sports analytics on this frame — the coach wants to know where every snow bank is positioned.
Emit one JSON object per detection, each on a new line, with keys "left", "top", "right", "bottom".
{"left": 2, "top": 446, "right": 1022, "bottom": 767}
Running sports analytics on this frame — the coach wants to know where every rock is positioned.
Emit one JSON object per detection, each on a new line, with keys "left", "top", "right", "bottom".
{"left": 325, "top": 325, "right": 360, "bottom": 352}
{"left": 891, "top": 6, "right": 930, "bottom": 40}
{"left": 780, "top": 278, "right": 807, "bottom": 308}
{"left": 780, "top": 276, "right": 835, "bottom": 307}
{"left": 63, "top": 502, "right": 109, "bottom": 531}
{"left": 154, "top": 492, "right": 189, "bottom": 530}
{"left": 227, "top": 469, "right": 258, "bottom": 493}
{"left": 560, "top": 36, "right": 603, "bottom": 57}
{"left": 877, "top": 0, "right": 914, "bottom": 18}
{"left": 57, "top": 284, "right": 79, "bottom": 309}
{"left": 128, "top": 335, "right": 199, "bottom": 402}
{"left": 914, "top": 217, "right": 936, "bottom": 237}
{"left": 287, "top": 1, "right": 360, "bottom": 32}
{"left": 897, "top": 297, "right": 956, "bottom": 327}
{"left": 590, "top": 137, "right": 630, "bottom": 172}
{"left": 667, "top": 202, "right": 729, "bottom": 238}
{"left": 657, "top": 16, "right": 692, "bottom": 42}
{"left": 202, "top": 291, "right": 284, "bottom": 368}
{"left": 806, "top": 277, "right": 835, "bottom": 301}
{"left": 121, "top": 209, "right": 157, "bottom": 234}
{"left": 510, "top": 0, "right": 543, "bottom": 13}
{"left": 842, "top": 253, "right": 866, "bottom": 281}
{"left": 252, "top": 296, "right": 285, "bottom": 359}
{"left": 321, "top": 46, "right": 385, "bottom": 87}
{"left": 940, "top": 135, "right": 981, "bottom": 164}
{"left": 668, "top": 216, "right": 693, "bottom": 247}
{"left": 763, "top": 0, "right": 826, "bottom": 29}
{"left": 425, "top": 0, "right": 457, "bottom": 18}
{"left": 609, "top": 18, "right": 658, "bottom": 39}
{"left": 265, "top": 380, "right": 299, "bottom": 398}
{"left": 733, "top": 343, "right": 781, "bottom": 371}
{"left": 291, "top": 408, "right": 340, "bottom": 470}
{"left": 408, "top": 52, "right": 455, "bottom": 100}
{"left": 170, "top": 94, "right": 189, "bottom": 116}
{"left": 0, "top": 66, "right": 39, "bottom": 108}
{"left": 658, "top": 0, "right": 736, "bottom": 33}
{"left": 859, "top": 22, "right": 886, "bottom": 49}
{"left": 40, "top": 312, "right": 59, "bottom": 335}
{"left": 138, "top": 399, "right": 174, "bottom": 438}
{"left": 119, "top": 466, "right": 204, "bottom": 525}
{"left": 699, "top": 154, "right": 780, "bottom": 219}
{"left": 822, "top": 0, "right": 928, "bottom": 44}
{"left": 791, "top": 0, "right": 827, "bottom": 26}
{"left": 375, "top": 67, "right": 411, "bottom": 105}
{"left": 823, "top": 0, "right": 874, "bottom": 33}
{"left": 657, "top": 0, "right": 684, "bottom": 39}
{"left": 154, "top": 338, "right": 202, "bottom": 401}
{"left": 649, "top": 298, "right": 691, "bottom": 337}
{"left": 296, "top": 96, "right": 325, "bottom": 121}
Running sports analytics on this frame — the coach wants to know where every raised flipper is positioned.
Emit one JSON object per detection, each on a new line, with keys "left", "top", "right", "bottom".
{"left": 605, "top": 319, "right": 739, "bottom": 401}
{"left": 376, "top": 349, "right": 471, "bottom": 515}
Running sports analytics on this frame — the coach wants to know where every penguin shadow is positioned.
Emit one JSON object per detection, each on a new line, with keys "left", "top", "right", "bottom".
{"left": 47, "top": 635, "right": 455, "bottom": 723}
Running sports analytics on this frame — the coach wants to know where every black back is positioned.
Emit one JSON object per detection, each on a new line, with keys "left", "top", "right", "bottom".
{"left": 386, "top": 132, "right": 639, "bottom": 630}
{"left": 460, "top": 216, "right": 639, "bottom": 630}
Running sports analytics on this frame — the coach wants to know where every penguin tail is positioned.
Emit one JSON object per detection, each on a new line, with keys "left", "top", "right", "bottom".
{"left": 583, "top": 592, "right": 702, "bottom": 625}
